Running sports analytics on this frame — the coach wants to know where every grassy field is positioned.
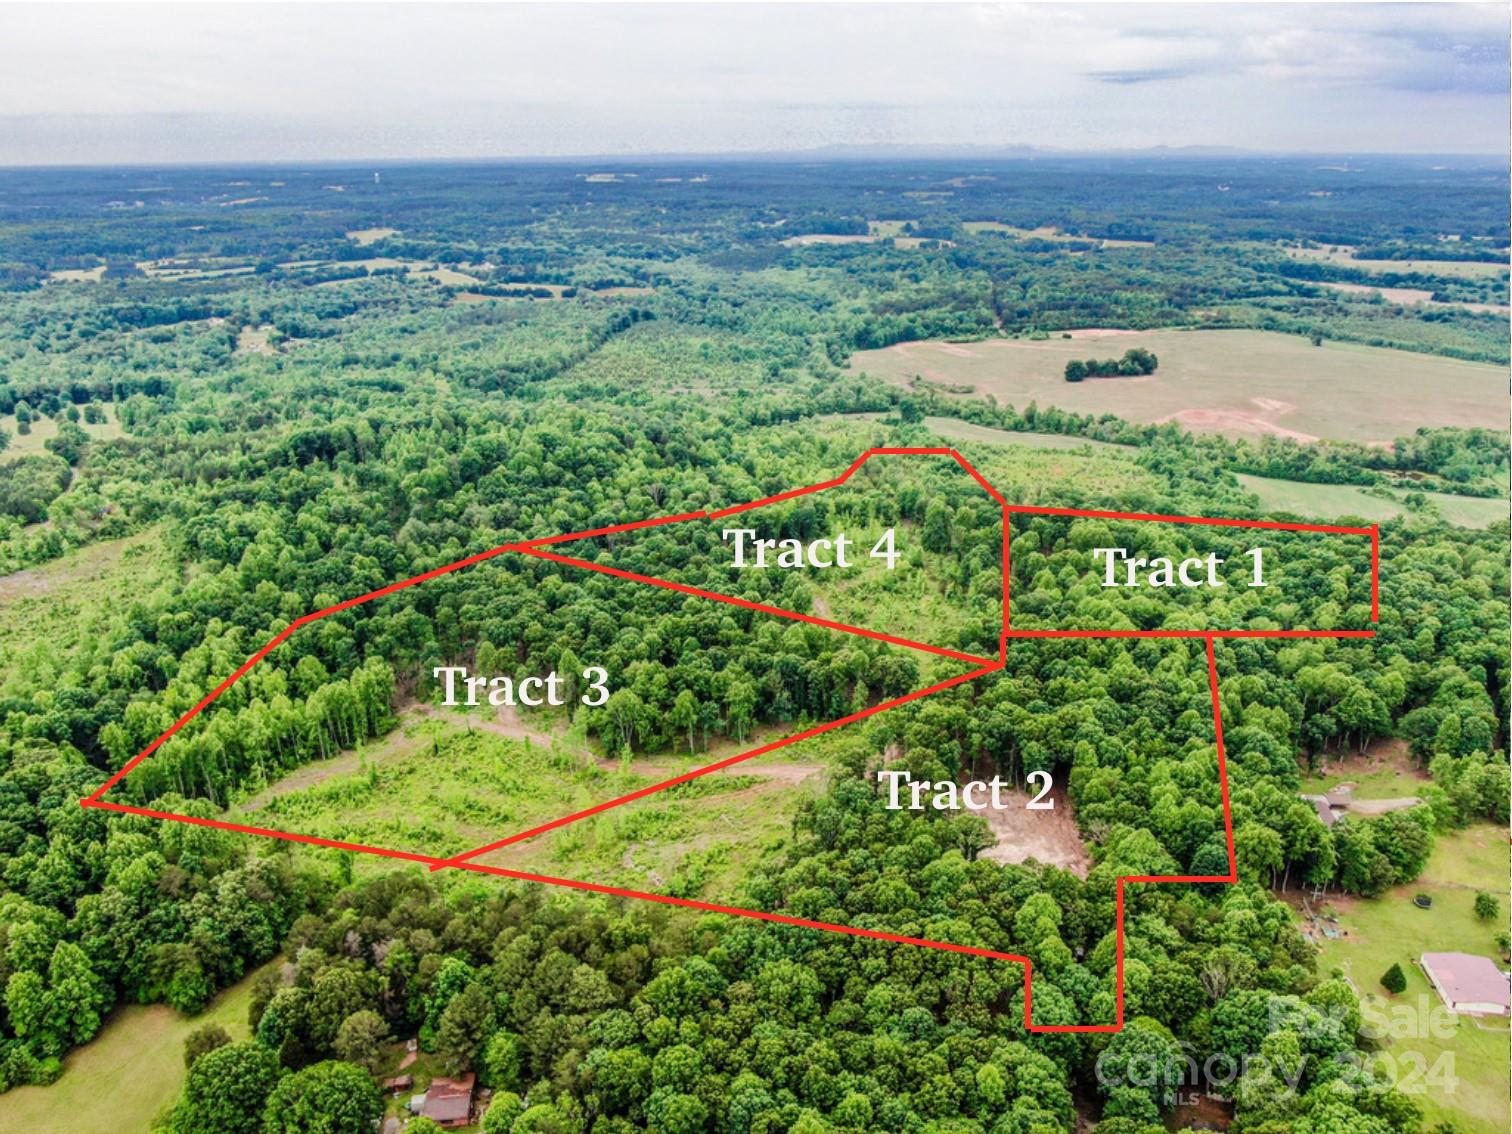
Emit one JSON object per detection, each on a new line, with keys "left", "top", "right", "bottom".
{"left": 1284, "top": 245, "right": 1509, "bottom": 280}
{"left": 1235, "top": 474, "right": 1507, "bottom": 529}
{"left": 848, "top": 329, "right": 1505, "bottom": 444}
{"left": 1299, "top": 740, "right": 1428, "bottom": 801}
{"left": 1298, "top": 766, "right": 1426, "bottom": 801}
{"left": 805, "top": 414, "right": 1164, "bottom": 505}
{"left": 963, "top": 221, "right": 1153, "bottom": 248}
{"left": 825, "top": 412, "right": 1129, "bottom": 454}
{"left": 1, "top": 404, "right": 124, "bottom": 458}
{"left": 0, "top": 528, "right": 180, "bottom": 699}
{"left": 234, "top": 710, "right": 824, "bottom": 900}
{"left": 0, "top": 959, "right": 275, "bottom": 1134}
{"left": 1306, "top": 824, "right": 1510, "bottom": 1134}
{"left": 346, "top": 226, "right": 399, "bottom": 245}
{"left": 47, "top": 265, "right": 106, "bottom": 283}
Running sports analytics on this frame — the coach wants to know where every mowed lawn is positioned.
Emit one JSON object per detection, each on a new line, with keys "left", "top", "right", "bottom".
{"left": 1307, "top": 824, "right": 1510, "bottom": 1134}
{"left": 0, "top": 960, "right": 274, "bottom": 1134}
{"left": 1236, "top": 474, "right": 1508, "bottom": 529}
{"left": 848, "top": 329, "right": 1505, "bottom": 444}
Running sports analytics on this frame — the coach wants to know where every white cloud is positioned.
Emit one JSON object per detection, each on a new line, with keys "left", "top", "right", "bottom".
{"left": 0, "top": 2, "right": 1504, "bottom": 163}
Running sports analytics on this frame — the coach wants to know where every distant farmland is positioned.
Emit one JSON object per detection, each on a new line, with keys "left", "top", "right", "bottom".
{"left": 1284, "top": 245, "right": 1509, "bottom": 280}
{"left": 849, "top": 329, "right": 1505, "bottom": 444}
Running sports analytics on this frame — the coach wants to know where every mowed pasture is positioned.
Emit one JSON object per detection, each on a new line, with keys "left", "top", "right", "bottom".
{"left": 849, "top": 329, "right": 1505, "bottom": 444}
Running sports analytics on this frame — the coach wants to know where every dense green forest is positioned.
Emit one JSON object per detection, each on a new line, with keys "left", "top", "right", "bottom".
{"left": 0, "top": 158, "right": 1506, "bottom": 1134}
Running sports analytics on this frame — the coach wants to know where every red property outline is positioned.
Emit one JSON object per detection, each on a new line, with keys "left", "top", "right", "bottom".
{"left": 80, "top": 447, "right": 1379, "bottom": 1032}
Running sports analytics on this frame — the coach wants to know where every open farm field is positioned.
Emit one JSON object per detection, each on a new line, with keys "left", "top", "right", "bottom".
{"left": 1285, "top": 245, "right": 1508, "bottom": 279}
{"left": 47, "top": 265, "right": 106, "bottom": 282}
{"left": 1235, "top": 474, "right": 1508, "bottom": 529}
{"left": 345, "top": 226, "right": 399, "bottom": 244}
{"left": 849, "top": 329, "right": 1505, "bottom": 444}
{"left": 1315, "top": 280, "right": 1511, "bottom": 315}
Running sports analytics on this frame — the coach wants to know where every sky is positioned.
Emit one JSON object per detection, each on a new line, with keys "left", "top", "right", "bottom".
{"left": 1, "top": 2, "right": 1507, "bottom": 166}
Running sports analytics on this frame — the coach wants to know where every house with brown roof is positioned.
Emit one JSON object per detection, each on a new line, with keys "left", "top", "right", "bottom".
{"left": 407, "top": 1072, "right": 476, "bottom": 1129}
{"left": 1420, "top": 952, "right": 1510, "bottom": 1016}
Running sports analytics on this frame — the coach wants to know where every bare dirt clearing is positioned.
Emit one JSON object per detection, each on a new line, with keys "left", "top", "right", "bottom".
{"left": 964, "top": 786, "right": 1091, "bottom": 876}
{"left": 850, "top": 329, "right": 1504, "bottom": 444}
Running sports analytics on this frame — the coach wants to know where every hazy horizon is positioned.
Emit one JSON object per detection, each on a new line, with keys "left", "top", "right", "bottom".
{"left": 2, "top": 3, "right": 1508, "bottom": 167}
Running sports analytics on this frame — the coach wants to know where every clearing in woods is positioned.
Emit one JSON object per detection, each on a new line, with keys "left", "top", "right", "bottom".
{"left": 0, "top": 404, "right": 124, "bottom": 458}
{"left": 345, "top": 226, "right": 399, "bottom": 244}
{"left": 0, "top": 528, "right": 179, "bottom": 698}
{"left": 0, "top": 959, "right": 274, "bottom": 1134}
{"left": 848, "top": 329, "right": 1505, "bottom": 444}
{"left": 230, "top": 708, "right": 825, "bottom": 899}
{"left": 964, "top": 785, "right": 1091, "bottom": 876}
{"left": 1299, "top": 738, "right": 1430, "bottom": 802}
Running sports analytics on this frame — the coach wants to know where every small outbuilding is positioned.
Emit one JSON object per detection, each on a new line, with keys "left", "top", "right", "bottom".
{"left": 1420, "top": 951, "right": 1510, "bottom": 1016}
{"left": 1302, "top": 794, "right": 1340, "bottom": 828}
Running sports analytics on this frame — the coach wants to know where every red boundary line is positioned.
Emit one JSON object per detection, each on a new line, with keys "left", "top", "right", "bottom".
{"left": 429, "top": 664, "right": 999, "bottom": 870}
{"left": 1002, "top": 502, "right": 1372, "bottom": 535}
{"left": 79, "top": 450, "right": 1379, "bottom": 1031}
{"left": 1005, "top": 629, "right": 1375, "bottom": 639}
{"left": 708, "top": 447, "right": 1006, "bottom": 519}
{"left": 515, "top": 545, "right": 998, "bottom": 666}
